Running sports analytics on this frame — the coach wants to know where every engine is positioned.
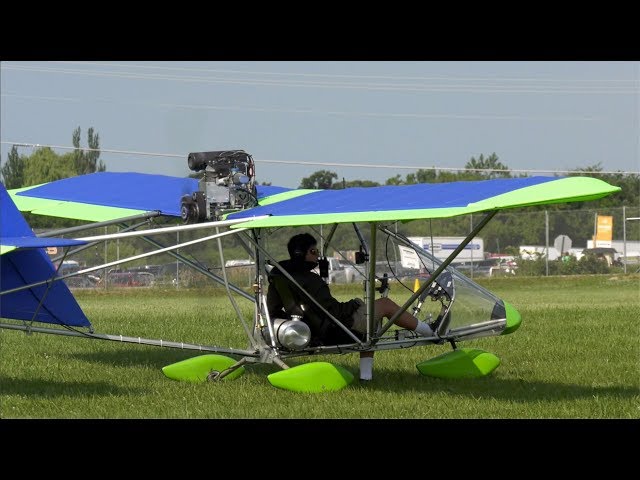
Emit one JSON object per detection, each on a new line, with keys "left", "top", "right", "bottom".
{"left": 262, "top": 316, "right": 311, "bottom": 351}
{"left": 180, "top": 150, "right": 257, "bottom": 223}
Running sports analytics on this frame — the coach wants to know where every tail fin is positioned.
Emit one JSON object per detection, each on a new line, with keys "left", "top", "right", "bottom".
{"left": 1, "top": 184, "right": 91, "bottom": 327}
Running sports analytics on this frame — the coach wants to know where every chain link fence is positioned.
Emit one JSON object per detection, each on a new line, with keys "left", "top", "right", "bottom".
{"left": 45, "top": 205, "right": 640, "bottom": 290}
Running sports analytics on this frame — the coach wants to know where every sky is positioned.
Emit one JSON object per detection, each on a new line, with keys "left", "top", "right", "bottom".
{"left": 1, "top": 61, "right": 638, "bottom": 189}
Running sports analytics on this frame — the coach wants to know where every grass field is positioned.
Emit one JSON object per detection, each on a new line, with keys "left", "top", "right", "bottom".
{"left": 1, "top": 274, "right": 638, "bottom": 419}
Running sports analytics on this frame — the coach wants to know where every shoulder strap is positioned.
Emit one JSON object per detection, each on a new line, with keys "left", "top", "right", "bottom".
{"left": 270, "top": 275, "right": 330, "bottom": 339}
{"left": 271, "top": 276, "right": 305, "bottom": 317}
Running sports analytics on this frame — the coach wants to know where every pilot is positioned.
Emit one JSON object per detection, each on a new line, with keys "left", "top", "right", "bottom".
{"left": 267, "top": 233, "right": 437, "bottom": 381}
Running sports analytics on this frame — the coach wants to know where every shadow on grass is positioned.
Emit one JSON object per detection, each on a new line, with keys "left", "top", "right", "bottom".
{"left": 355, "top": 367, "right": 639, "bottom": 402}
{"left": 0, "top": 375, "right": 148, "bottom": 398}
{"left": 66, "top": 348, "right": 638, "bottom": 403}
{"left": 68, "top": 347, "right": 217, "bottom": 369}
{"left": 70, "top": 348, "right": 284, "bottom": 377}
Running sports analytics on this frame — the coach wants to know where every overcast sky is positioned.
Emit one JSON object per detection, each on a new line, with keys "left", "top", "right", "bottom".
{"left": 1, "top": 61, "right": 637, "bottom": 188}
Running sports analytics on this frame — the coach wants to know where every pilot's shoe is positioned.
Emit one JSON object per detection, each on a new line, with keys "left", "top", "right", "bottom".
{"left": 413, "top": 320, "right": 445, "bottom": 345}
{"left": 428, "top": 317, "right": 442, "bottom": 334}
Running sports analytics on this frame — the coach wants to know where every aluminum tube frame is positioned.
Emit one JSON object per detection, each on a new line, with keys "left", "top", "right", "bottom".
{"left": 0, "top": 322, "right": 259, "bottom": 357}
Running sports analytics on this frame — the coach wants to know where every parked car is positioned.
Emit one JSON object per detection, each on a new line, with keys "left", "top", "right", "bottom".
{"left": 338, "top": 259, "right": 366, "bottom": 283}
{"left": 451, "top": 258, "right": 516, "bottom": 277}
{"left": 107, "top": 271, "right": 155, "bottom": 287}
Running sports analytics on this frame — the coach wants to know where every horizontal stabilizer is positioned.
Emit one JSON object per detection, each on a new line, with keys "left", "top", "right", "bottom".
{"left": 1, "top": 184, "right": 86, "bottom": 255}
{"left": 1, "top": 184, "right": 91, "bottom": 328}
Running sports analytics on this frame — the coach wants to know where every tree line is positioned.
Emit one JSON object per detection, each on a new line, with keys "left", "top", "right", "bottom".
{"left": 1, "top": 132, "right": 638, "bottom": 265}
{"left": 298, "top": 153, "right": 639, "bottom": 253}
{"left": 1, "top": 126, "right": 105, "bottom": 189}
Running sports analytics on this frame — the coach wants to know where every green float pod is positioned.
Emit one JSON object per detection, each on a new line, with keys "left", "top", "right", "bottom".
{"left": 501, "top": 301, "right": 522, "bottom": 335}
{"left": 268, "top": 362, "right": 354, "bottom": 393}
{"left": 416, "top": 348, "right": 500, "bottom": 379}
{"left": 162, "top": 354, "right": 245, "bottom": 382}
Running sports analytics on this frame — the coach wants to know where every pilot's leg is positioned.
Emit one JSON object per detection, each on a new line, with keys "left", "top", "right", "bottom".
{"left": 375, "top": 297, "right": 434, "bottom": 336}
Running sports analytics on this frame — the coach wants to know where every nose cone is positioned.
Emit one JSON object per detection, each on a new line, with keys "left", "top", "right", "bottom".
{"left": 501, "top": 301, "right": 522, "bottom": 335}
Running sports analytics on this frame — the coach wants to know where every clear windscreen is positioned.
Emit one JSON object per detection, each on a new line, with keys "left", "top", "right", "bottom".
{"left": 390, "top": 237, "right": 505, "bottom": 330}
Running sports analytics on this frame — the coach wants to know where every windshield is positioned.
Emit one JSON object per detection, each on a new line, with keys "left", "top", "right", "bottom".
{"left": 397, "top": 240, "right": 505, "bottom": 329}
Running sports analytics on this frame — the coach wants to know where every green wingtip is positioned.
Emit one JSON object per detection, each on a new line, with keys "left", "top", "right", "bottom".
{"left": 162, "top": 354, "right": 245, "bottom": 383}
{"left": 268, "top": 362, "right": 354, "bottom": 393}
{"left": 416, "top": 348, "right": 500, "bottom": 379}
{"left": 501, "top": 301, "right": 522, "bottom": 335}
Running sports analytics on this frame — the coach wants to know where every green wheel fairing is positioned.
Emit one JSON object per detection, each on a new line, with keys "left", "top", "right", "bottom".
{"left": 501, "top": 301, "right": 522, "bottom": 335}
{"left": 416, "top": 348, "right": 500, "bottom": 379}
{"left": 162, "top": 354, "right": 245, "bottom": 382}
{"left": 268, "top": 361, "right": 354, "bottom": 392}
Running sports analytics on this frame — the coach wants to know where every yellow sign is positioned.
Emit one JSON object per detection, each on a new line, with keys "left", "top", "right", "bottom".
{"left": 46, "top": 246, "right": 58, "bottom": 255}
{"left": 595, "top": 215, "right": 613, "bottom": 247}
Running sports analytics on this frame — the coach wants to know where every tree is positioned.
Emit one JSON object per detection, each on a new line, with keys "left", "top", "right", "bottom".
{"left": 22, "top": 147, "right": 76, "bottom": 186}
{"left": 337, "top": 179, "right": 380, "bottom": 189}
{"left": 465, "top": 153, "right": 510, "bottom": 179}
{"left": 1, "top": 146, "right": 25, "bottom": 188}
{"left": 385, "top": 174, "right": 405, "bottom": 186}
{"left": 299, "top": 170, "right": 338, "bottom": 189}
{"left": 72, "top": 126, "right": 105, "bottom": 175}
{"left": 405, "top": 168, "right": 438, "bottom": 184}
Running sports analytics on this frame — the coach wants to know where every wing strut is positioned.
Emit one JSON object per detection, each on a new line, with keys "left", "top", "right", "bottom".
{"left": 51, "top": 219, "right": 152, "bottom": 263}
{"left": 38, "top": 211, "right": 162, "bottom": 237}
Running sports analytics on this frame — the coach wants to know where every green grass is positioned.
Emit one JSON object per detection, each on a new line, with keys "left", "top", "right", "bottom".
{"left": 1, "top": 275, "right": 638, "bottom": 419}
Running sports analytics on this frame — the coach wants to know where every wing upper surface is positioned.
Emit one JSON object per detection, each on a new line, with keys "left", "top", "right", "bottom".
{"left": 7, "top": 173, "right": 621, "bottom": 228}
{"left": 228, "top": 176, "right": 621, "bottom": 228}
{"left": 1, "top": 185, "right": 86, "bottom": 255}
{"left": 9, "top": 172, "right": 291, "bottom": 222}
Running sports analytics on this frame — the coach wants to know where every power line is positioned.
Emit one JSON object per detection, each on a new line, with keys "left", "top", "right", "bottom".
{"left": 50, "top": 61, "right": 640, "bottom": 84}
{"left": 2, "top": 141, "right": 638, "bottom": 176}
{"left": 2, "top": 64, "right": 636, "bottom": 94}
{"left": 0, "top": 93, "right": 600, "bottom": 122}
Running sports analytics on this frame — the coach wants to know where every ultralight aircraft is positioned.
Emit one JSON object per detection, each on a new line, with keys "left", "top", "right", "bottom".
{"left": 0, "top": 150, "right": 621, "bottom": 392}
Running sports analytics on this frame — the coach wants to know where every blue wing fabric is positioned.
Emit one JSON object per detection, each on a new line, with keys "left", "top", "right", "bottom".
{"left": 9, "top": 172, "right": 619, "bottom": 228}
{"left": 1, "top": 249, "right": 92, "bottom": 327}
{"left": 230, "top": 177, "right": 553, "bottom": 217}
{"left": 1, "top": 184, "right": 86, "bottom": 250}
{"left": 14, "top": 172, "right": 291, "bottom": 217}
{"left": 1, "top": 184, "right": 91, "bottom": 327}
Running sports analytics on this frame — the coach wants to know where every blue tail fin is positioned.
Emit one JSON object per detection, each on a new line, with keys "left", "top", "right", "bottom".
{"left": 1, "top": 184, "right": 91, "bottom": 328}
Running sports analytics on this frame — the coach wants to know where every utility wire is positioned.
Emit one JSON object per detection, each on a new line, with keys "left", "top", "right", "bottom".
{"left": 2, "top": 141, "right": 638, "bottom": 176}
{"left": 0, "top": 93, "right": 601, "bottom": 122}
{"left": 2, "top": 64, "right": 636, "bottom": 94}
{"left": 48, "top": 61, "right": 640, "bottom": 84}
